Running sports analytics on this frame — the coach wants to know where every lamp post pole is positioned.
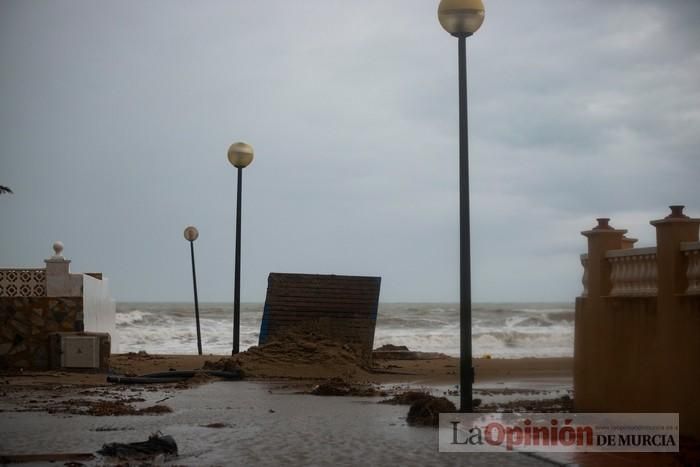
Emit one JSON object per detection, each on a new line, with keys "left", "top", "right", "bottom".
{"left": 233, "top": 166, "right": 243, "bottom": 354}
{"left": 457, "top": 33, "right": 473, "bottom": 413}
{"left": 184, "top": 226, "right": 202, "bottom": 355}
{"left": 228, "top": 142, "right": 254, "bottom": 355}
{"left": 437, "top": 0, "right": 485, "bottom": 413}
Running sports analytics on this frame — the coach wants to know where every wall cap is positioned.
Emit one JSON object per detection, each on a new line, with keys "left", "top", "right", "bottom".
{"left": 606, "top": 247, "right": 657, "bottom": 258}
{"left": 650, "top": 205, "right": 699, "bottom": 225}
{"left": 581, "top": 228, "right": 627, "bottom": 237}
{"left": 681, "top": 241, "right": 700, "bottom": 252}
{"left": 650, "top": 217, "right": 700, "bottom": 226}
{"left": 44, "top": 258, "right": 71, "bottom": 264}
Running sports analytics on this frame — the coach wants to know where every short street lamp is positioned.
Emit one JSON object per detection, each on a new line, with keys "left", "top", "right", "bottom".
{"left": 437, "top": 0, "right": 485, "bottom": 413}
{"left": 227, "top": 142, "right": 254, "bottom": 355}
{"left": 184, "top": 225, "right": 202, "bottom": 355}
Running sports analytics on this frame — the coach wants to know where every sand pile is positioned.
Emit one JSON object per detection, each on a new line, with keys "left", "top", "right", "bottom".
{"left": 205, "top": 325, "right": 370, "bottom": 380}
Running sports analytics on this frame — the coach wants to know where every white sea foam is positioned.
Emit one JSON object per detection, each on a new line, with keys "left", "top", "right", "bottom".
{"left": 116, "top": 302, "right": 574, "bottom": 358}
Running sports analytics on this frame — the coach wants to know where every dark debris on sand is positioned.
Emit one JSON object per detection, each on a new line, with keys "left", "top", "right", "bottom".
{"left": 47, "top": 399, "right": 172, "bottom": 416}
{"left": 406, "top": 396, "right": 456, "bottom": 426}
{"left": 379, "top": 390, "right": 456, "bottom": 426}
{"left": 310, "top": 378, "right": 386, "bottom": 397}
{"left": 379, "top": 390, "right": 431, "bottom": 405}
{"left": 203, "top": 358, "right": 244, "bottom": 374}
{"left": 478, "top": 394, "right": 573, "bottom": 413}
{"left": 98, "top": 433, "right": 177, "bottom": 459}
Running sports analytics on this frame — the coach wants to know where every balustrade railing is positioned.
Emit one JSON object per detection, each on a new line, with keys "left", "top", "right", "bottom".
{"left": 682, "top": 242, "right": 700, "bottom": 295}
{"left": 606, "top": 247, "right": 658, "bottom": 297}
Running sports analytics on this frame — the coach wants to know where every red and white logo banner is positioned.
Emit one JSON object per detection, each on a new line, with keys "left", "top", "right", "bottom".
{"left": 439, "top": 413, "right": 679, "bottom": 453}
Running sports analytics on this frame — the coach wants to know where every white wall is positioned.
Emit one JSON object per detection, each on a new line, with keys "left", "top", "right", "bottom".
{"left": 82, "top": 274, "right": 119, "bottom": 352}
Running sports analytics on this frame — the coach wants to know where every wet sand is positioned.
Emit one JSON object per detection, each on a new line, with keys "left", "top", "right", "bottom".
{"left": 0, "top": 354, "right": 573, "bottom": 465}
{"left": 0, "top": 381, "right": 554, "bottom": 466}
{"left": 0, "top": 353, "right": 573, "bottom": 387}
{"left": 4, "top": 353, "right": 695, "bottom": 466}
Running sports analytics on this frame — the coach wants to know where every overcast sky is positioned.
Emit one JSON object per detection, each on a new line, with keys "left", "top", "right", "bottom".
{"left": 1, "top": 0, "right": 699, "bottom": 303}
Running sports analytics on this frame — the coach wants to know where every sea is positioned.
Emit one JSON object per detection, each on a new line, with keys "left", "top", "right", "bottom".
{"left": 116, "top": 303, "right": 574, "bottom": 358}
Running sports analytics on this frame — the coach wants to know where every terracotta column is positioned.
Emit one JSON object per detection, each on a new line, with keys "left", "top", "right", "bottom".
{"left": 650, "top": 206, "right": 700, "bottom": 423}
{"left": 651, "top": 206, "right": 700, "bottom": 298}
{"left": 581, "top": 218, "right": 627, "bottom": 300}
{"left": 575, "top": 218, "right": 626, "bottom": 410}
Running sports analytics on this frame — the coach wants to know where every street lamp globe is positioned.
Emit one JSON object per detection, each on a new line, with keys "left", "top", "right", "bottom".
{"left": 183, "top": 226, "right": 199, "bottom": 242}
{"left": 227, "top": 142, "right": 254, "bottom": 169}
{"left": 438, "top": 0, "right": 485, "bottom": 36}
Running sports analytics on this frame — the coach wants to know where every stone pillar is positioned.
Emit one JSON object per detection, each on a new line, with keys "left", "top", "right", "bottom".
{"left": 44, "top": 242, "right": 82, "bottom": 297}
{"left": 575, "top": 218, "right": 626, "bottom": 410}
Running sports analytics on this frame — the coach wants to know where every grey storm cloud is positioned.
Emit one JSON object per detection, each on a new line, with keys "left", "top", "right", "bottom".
{"left": 1, "top": 0, "right": 698, "bottom": 303}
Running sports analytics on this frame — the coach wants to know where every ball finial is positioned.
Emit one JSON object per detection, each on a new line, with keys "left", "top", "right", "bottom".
{"left": 52, "top": 241, "right": 65, "bottom": 258}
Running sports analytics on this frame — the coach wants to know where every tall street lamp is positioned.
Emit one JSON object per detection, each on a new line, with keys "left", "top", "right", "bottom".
{"left": 184, "top": 225, "right": 202, "bottom": 355}
{"left": 437, "top": 0, "right": 485, "bottom": 413}
{"left": 227, "top": 141, "right": 254, "bottom": 355}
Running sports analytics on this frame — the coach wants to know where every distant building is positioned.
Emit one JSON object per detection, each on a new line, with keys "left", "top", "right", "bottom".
{"left": 575, "top": 206, "right": 700, "bottom": 439}
{"left": 0, "top": 242, "right": 117, "bottom": 370}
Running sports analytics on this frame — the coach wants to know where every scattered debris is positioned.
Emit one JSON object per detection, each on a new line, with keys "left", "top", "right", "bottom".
{"left": 45, "top": 398, "right": 172, "bottom": 416}
{"left": 379, "top": 391, "right": 431, "bottom": 405}
{"left": 406, "top": 396, "right": 456, "bottom": 426}
{"left": 107, "top": 369, "right": 241, "bottom": 385}
{"left": 374, "top": 344, "right": 409, "bottom": 352}
{"left": 203, "top": 358, "right": 243, "bottom": 374}
{"left": 372, "top": 344, "right": 447, "bottom": 361}
{"left": 201, "top": 422, "right": 229, "bottom": 429}
{"left": 0, "top": 453, "right": 94, "bottom": 464}
{"left": 98, "top": 433, "right": 178, "bottom": 459}
{"left": 310, "top": 380, "right": 351, "bottom": 396}
{"left": 478, "top": 394, "right": 573, "bottom": 413}
{"left": 379, "top": 390, "right": 457, "bottom": 426}
{"left": 123, "top": 351, "right": 161, "bottom": 360}
{"left": 310, "top": 378, "right": 385, "bottom": 397}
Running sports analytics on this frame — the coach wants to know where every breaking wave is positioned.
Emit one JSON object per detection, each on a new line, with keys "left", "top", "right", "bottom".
{"left": 116, "top": 302, "right": 574, "bottom": 358}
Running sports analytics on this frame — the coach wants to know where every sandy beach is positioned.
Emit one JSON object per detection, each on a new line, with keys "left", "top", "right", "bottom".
{"left": 0, "top": 354, "right": 573, "bottom": 387}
